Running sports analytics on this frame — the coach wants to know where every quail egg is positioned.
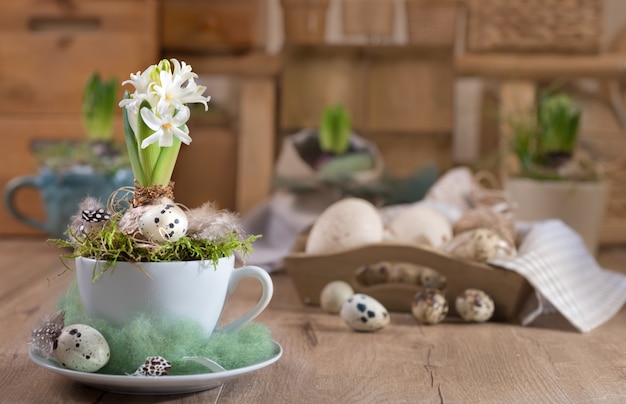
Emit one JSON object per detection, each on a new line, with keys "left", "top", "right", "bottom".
{"left": 455, "top": 289, "right": 495, "bottom": 322}
{"left": 445, "top": 228, "right": 515, "bottom": 262}
{"left": 340, "top": 293, "right": 390, "bottom": 332}
{"left": 320, "top": 281, "right": 354, "bottom": 314}
{"left": 139, "top": 202, "right": 188, "bottom": 243}
{"left": 411, "top": 289, "right": 449, "bottom": 325}
{"left": 419, "top": 267, "right": 447, "bottom": 289}
{"left": 53, "top": 324, "right": 110, "bottom": 372}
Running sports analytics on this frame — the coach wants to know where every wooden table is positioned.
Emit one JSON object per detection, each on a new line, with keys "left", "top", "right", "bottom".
{"left": 2, "top": 238, "right": 626, "bottom": 403}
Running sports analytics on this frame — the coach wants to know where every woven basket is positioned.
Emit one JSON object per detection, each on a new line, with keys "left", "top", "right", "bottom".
{"left": 405, "top": 0, "right": 458, "bottom": 47}
{"left": 282, "top": 0, "right": 329, "bottom": 44}
{"left": 466, "top": 0, "right": 603, "bottom": 53}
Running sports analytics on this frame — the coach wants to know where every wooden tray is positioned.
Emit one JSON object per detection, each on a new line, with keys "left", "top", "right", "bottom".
{"left": 285, "top": 242, "right": 534, "bottom": 322}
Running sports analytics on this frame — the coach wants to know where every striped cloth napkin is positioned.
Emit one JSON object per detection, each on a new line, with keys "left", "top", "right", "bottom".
{"left": 490, "top": 220, "right": 626, "bottom": 332}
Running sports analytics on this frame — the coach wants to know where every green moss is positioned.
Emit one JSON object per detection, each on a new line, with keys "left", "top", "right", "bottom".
{"left": 51, "top": 217, "right": 260, "bottom": 276}
{"left": 57, "top": 281, "right": 276, "bottom": 375}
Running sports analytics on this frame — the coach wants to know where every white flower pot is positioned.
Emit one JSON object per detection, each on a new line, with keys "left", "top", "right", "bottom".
{"left": 75, "top": 255, "right": 273, "bottom": 336}
{"left": 505, "top": 177, "right": 609, "bottom": 254}
{"left": 273, "top": 128, "right": 384, "bottom": 190}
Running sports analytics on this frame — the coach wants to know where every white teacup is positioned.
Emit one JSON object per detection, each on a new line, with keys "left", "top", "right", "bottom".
{"left": 75, "top": 255, "right": 273, "bottom": 336}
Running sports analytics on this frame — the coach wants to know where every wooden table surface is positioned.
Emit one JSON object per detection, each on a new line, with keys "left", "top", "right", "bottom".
{"left": 2, "top": 238, "right": 626, "bottom": 403}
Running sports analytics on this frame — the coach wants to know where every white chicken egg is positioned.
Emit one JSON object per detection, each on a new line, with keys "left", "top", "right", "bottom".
{"left": 305, "top": 198, "right": 383, "bottom": 254}
{"left": 386, "top": 204, "right": 453, "bottom": 248}
{"left": 53, "top": 324, "right": 110, "bottom": 372}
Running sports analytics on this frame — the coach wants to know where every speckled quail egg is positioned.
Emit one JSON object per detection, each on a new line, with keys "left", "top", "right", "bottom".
{"left": 340, "top": 293, "right": 390, "bottom": 332}
{"left": 132, "top": 356, "right": 172, "bottom": 376}
{"left": 453, "top": 208, "right": 516, "bottom": 247}
{"left": 320, "top": 281, "right": 354, "bottom": 313}
{"left": 455, "top": 289, "right": 495, "bottom": 322}
{"left": 139, "top": 202, "right": 188, "bottom": 243}
{"left": 411, "top": 289, "right": 449, "bottom": 325}
{"left": 387, "top": 205, "right": 453, "bottom": 248}
{"left": 444, "top": 228, "right": 515, "bottom": 262}
{"left": 419, "top": 267, "right": 447, "bottom": 289}
{"left": 355, "top": 262, "right": 423, "bottom": 286}
{"left": 53, "top": 324, "right": 110, "bottom": 372}
{"left": 387, "top": 262, "right": 422, "bottom": 285}
{"left": 305, "top": 198, "right": 384, "bottom": 254}
{"left": 355, "top": 261, "right": 393, "bottom": 286}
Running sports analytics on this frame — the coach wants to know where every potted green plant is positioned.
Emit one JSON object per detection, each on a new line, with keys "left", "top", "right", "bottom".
{"left": 4, "top": 73, "right": 133, "bottom": 239}
{"left": 273, "top": 103, "right": 384, "bottom": 191}
{"left": 33, "top": 59, "right": 277, "bottom": 379}
{"left": 505, "top": 92, "right": 608, "bottom": 254}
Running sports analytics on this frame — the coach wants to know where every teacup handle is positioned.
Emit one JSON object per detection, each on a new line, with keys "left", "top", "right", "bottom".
{"left": 216, "top": 265, "right": 273, "bottom": 333}
{"left": 4, "top": 175, "right": 47, "bottom": 231}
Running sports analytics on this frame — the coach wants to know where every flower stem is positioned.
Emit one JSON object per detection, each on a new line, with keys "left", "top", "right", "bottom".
{"left": 136, "top": 103, "right": 161, "bottom": 184}
{"left": 151, "top": 137, "right": 181, "bottom": 186}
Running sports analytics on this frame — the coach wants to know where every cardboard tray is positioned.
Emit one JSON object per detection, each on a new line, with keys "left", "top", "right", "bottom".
{"left": 285, "top": 241, "right": 534, "bottom": 322}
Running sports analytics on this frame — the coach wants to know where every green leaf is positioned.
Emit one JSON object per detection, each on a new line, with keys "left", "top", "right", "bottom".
{"left": 538, "top": 93, "right": 580, "bottom": 154}
{"left": 151, "top": 137, "right": 181, "bottom": 186}
{"left": 319, "top": 104, "right": 351, "bottom": 154}
{"left": 136, "top": 101, "right": 162, "bottom": 185}
{"left": 122, "top": 91, "right": 148, "bottom": 186}
{"left": 82, "top": 73, "right": 117, "bottom": 141}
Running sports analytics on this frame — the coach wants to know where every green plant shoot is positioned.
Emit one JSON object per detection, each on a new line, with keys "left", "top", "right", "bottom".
{"left": 82, "top": 73, "right": 117, "bottom": 142}
{"left": 538, "top": 93, "right": 581, "bottom": 155}
{"left": 319, "top": 104, "right": 352, "bottom": 155}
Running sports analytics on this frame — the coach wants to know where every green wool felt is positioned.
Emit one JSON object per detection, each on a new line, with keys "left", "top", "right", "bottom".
{"left": 56, "top": 282, "right": 276, "bottom": 375}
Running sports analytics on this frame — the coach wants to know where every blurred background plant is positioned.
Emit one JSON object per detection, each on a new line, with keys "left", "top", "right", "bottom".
{"left": 313, "top": 104, "right": 375, "bottom": 180}
{"left": 32, "top": 73, "right": 129, "bottom": 174}
{"left": 508, "top": 92, "right": 601, "bottom": 181}
{"left": 319, "top": 103, "right": 351, "bottom": 155}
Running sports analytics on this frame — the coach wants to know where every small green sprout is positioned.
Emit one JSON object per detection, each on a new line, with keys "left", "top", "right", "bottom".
{"left": 82, "top": 73, "right": 117, "bottom": 142}
{"left": 319, "top": 104, "right": 352, "bottom": 155}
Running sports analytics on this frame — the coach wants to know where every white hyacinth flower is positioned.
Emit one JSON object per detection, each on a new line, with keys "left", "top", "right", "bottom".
{"left": 140, "top": 105, "right": 191, "bottom": 148}
{"left": 120, "top": 58, "right": 210, "bottom": 186}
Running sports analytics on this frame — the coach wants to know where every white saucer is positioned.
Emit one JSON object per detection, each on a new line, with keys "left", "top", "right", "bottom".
{"left": 29, "top": 340, "right": 282, "bottom": 395}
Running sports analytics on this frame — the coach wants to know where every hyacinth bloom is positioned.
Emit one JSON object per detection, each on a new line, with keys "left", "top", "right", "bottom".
{"left": 120, "top": 59, "right": 210, "bottom": 187}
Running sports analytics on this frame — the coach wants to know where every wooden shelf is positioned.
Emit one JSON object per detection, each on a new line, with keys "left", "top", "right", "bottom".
{"left": 283, "top": 43, "right": 456, "bottom": 56}
{"left": 456, "top": 52, "right": 626, "bottom": 79}
{"left": 169, "top": 51, "right": 282, "bottom": 77}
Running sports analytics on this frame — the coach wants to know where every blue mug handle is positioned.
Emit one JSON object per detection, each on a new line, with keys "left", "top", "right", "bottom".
{"left": 4, "top": 175, "right": 47, "bottom": 232}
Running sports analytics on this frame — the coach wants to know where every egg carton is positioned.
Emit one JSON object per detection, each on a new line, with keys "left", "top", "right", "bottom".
{"left": 284, "top": 240, "right": 534, "bottom": 322}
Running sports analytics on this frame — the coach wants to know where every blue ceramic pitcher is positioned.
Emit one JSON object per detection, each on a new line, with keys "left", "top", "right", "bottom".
{"left": 4, "top": 168, "right": 134, "bottom": 239}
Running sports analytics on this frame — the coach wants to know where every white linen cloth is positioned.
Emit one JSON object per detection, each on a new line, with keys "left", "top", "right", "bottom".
{"left": 489, "top": 220, "right": 626, "bottom": 332}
